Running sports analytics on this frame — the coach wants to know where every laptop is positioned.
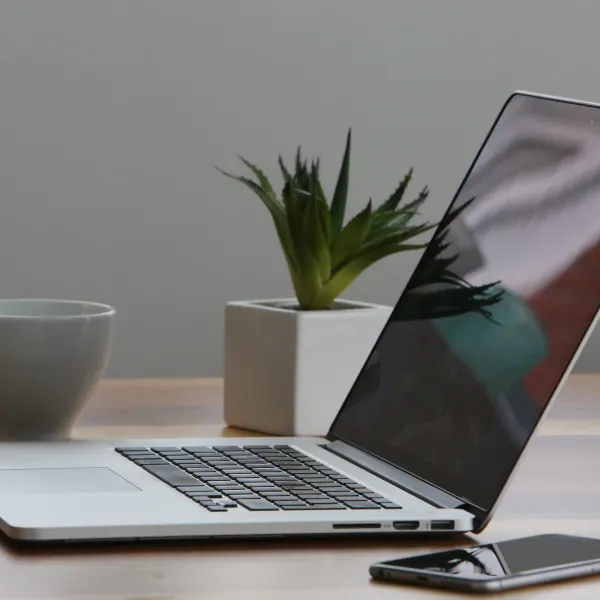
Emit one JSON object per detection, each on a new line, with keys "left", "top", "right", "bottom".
{"left": 1, "top": 90, "right": 599, "bottom": 543}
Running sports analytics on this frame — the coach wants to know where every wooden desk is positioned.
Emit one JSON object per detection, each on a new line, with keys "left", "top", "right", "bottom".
{"left": 1, "top": 375, "right": 600, "bottom": 599}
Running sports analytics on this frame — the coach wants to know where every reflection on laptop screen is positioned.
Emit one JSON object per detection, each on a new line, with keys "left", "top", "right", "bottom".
{"left": 330, "top": 93, "right": 600, "bottom": 510}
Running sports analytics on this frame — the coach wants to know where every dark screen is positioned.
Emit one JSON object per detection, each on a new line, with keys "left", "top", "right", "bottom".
{"left": 384, "top": 534, "right": 600, "bottom": 578}
{"left": 331, "top": 93, "right": 600, "bottom": 510}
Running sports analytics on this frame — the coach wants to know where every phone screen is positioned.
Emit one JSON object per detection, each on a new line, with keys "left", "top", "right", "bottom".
{"left": 381, "top": 534, "right": 600, "bottom": 579}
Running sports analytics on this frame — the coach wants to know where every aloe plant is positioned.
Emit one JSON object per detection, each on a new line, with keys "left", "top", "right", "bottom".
{"left": 218, "top": 130, "right": 434, "bottom": 310}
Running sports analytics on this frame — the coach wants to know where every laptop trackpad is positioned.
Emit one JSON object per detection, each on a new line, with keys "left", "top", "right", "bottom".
{"left": 0, "top": 467, "right": 138, "bottom": 494}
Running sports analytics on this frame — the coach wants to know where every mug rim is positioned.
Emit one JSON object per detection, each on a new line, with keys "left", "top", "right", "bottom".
{"left": 0, "top": 299, "right": 115, "bottom": 319}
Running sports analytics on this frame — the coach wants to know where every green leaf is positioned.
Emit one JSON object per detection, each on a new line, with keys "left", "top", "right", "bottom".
{"left": 282, "top": 179, "right": 303, "bottom": 253}
{"left": 330, "top": 200, "right": 373, "bottom": 269}
{"left": 374, "top": 168, "right": 414, "bottom": 214}
{"left": 294, "top": 147, "right": 311, "bottom": 191}
{"left": 317, "top": 195, "right": 331, "bottom": 243}
{"left": 369, "top": 206, "right": 419, "bottom": 237}
{"left": 278, "top": 155, "right": 292, "bottom": 184}
{"left": 238, "top": 157, "right": 278, "bottom": 203}
{"left": 294, "top": 245, "right": 323, "bottom": 309}
{"left": 307, "top": 158, "right": 332, "bottom": 243}
{"left": 394, "top": 186, "right": 429, "bottom": 227}
{"left": 330, "top": 129, "right": 352, "bottom": 237}
{"left": 316, "top": 242, "right": 424, "bottom": 308}
{"left": 302, "top": 190, "right": 331, "bottom": 284}
{"left": 217, "top": 166, "right": 297, "bottom": 272}
{"left": 352, "top": 222, "right": 434, "bottom": 261}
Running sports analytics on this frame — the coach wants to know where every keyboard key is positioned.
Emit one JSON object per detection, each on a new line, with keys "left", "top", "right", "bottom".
{"left": 212, "top": 446, "right": 241, "bottom": 452}
{"left": 297, "top": 496, "right": 330, "bottom": 503}
{"left": 187, "top": 495, "right": 215, "bottom": 501}
{"left": 348, "top": 485, "right": 372, "bottom": 493}
{"left": 219, "top": 501, "right": 238, "bottom": 508}
{"left": 320, "top": 470, "right": 342, "bottom": 477}
{"left": 143, "top": 465, "right": 200, "bottom": 487}
{"left": 313, "top": 486, "right": 346, "bottom": 493}
{"left": 306, "top": 498, "right": 341, "bottom": 505}
{"left": 380, "top": 502, "right": 402, "bottom": 509}
{"left": 220, "top": 467, "right": 252, "bottom": 474}
{"left": 253, "top": 468, "right": 282, "bottom": 474}
{"left": 182, "top": 446, "right": 217, "bottom": 454}
{"left": 264, "top": 493, "right": 295, "bottom": 500}
{"left": 228, "top": 493, "right": 261, "bottom": 500}
{"left": 253, "top": 453, "right": 284, "bottom": 459}
{"left": 177, "top": 485, "right": 214, "bottom": 493}
{"left": 274, "top": 501, "right": 308, "bottom": 508}
{"left": 121, "top": 452, "right": 156, "bottom": 458}
{"left": 116, "top": 447, "right": 149, "bottom": 453}
{"left": 237, "top": 499, "right": 279, "bottom": 511}
{"left": 132, "top": 459, "right": 169, "bottom": 465}
{"left": 343, "top": 501, "right": 380, "bottom": 509}
{"left": 151, "top": 447, "right": 183, "bottom": 453}
{"left": 241, "top": 445, "right": 273, "bottom": 450}
{"left": 363, "top": 493, "right": 389, "bottom": 502}
{"left": 273, "top": 445, "right": 293, "bottom": 451}
{"left": 330, "top": 494, "right": 364, "bottom": 502}
{"left": 206, "top": 505, "right": 228, "bottom": 512}
{"left": 190, "top": 491, "right": 222, "bottom": 499}
{"left": 308, "top": 504, "right": 346, "bottom": 510}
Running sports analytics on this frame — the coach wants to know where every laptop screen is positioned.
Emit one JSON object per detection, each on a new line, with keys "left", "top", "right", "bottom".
{"left": 330, "top": 93, "right": 600, "bottom": 511}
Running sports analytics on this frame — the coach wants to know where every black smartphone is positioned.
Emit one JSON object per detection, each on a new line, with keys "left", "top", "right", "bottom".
{"left": 370, "top": 534, "right": 600, "bottom": 593}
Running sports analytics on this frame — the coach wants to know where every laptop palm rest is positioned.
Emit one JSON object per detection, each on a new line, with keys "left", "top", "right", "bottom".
{"left": 0, "top": 467, "right": 138, "bottom": 494}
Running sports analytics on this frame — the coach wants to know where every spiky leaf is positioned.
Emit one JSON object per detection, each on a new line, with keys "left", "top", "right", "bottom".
{"left": 375, "top": 168, "right": 413, "bottom": 213}
{"left": 330, "top": 200, "right": 373, "bottom": 269}
{"left": 315, "top": 242, "right": 425, "bottom": 308}
{"left": 278, "top": 155, "right": 292, "bottom": 184}
{"left": 217, "top": 166, "right": 297, "bottom": 272}
{"left": 329, "top": 129, "right": 351, "bottom": 237}
{"left": 303, "top": 191, "right": 331, "bottom": 284}
{"left": 352, "top": 222, "right": 434, "bottom": 263}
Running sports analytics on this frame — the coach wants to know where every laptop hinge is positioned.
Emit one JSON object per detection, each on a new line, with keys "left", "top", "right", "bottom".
{"left": 323, "top": 440, "right": 466, "bottom": 509}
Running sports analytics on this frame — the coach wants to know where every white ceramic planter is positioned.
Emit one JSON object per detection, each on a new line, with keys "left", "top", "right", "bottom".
{"left": 223, "top": 298, "right": 392, "bottom": 436}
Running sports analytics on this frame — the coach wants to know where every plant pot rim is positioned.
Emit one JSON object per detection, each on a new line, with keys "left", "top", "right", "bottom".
{"left": 227, "top": 298, "right": 391, "bottom": 314}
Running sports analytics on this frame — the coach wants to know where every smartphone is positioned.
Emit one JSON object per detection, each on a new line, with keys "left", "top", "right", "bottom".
{"left": 370, "top": 534, "right": 600, "bottom": 593}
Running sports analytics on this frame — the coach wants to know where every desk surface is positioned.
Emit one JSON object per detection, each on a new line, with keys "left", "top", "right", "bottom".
{"left": 2, "top": 375, "right": 600, "bottom": 599}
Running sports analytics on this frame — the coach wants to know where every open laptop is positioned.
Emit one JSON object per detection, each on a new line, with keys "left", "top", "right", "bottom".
{"left": 1, "top": 90, "right": 600, "bottom": 543}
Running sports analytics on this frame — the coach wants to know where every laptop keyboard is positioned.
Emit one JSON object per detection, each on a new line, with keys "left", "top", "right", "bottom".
{"left": 116, "top": 444, "right": 402, "bottom": 513}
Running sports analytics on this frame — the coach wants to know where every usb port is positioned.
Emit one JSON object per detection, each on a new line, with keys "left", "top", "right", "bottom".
{"left": 393, "top": 521, "right": 420, "bottom": 530}
{"left": 431, "top": 520, "right": 454, "bottom": 531}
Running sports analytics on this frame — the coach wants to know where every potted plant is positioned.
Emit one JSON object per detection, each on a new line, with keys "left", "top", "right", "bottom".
{"left": 218, "top": 130, "right": 434, "bottom": 435}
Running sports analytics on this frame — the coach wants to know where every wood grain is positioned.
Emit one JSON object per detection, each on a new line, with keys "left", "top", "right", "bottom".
{"left": 1, "top": 374, "right": 599, "bottom": 599}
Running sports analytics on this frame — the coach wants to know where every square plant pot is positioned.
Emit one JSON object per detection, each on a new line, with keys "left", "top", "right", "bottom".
{"left": 223, "top": 298, "right": 392, "bottom": 436}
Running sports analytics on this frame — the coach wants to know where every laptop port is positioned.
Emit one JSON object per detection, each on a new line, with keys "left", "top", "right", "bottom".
{"left": 431, "top": 520, "right": 454, "bottom": 531}
{"left": 332, "top": 523, "right": 382, "bottom": 530}
{"left": 393, "top": 521, "right": 420, "bottom": 530}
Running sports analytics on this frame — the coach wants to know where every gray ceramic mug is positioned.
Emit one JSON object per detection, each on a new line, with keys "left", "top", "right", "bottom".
{"left": 0, "top": 299, "right": 115, "bottom": 441}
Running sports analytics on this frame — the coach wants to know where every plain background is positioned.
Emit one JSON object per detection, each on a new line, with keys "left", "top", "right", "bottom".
{"left": 0, "top": 0, "right": 598, "bottom": 376}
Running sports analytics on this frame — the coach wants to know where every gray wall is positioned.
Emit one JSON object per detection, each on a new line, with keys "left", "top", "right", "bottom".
{"left": 0, "top": 0, "right": 599, "bottom": 376}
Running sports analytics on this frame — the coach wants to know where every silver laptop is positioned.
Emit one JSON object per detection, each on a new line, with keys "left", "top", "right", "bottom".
{"left": 1, "top": 90, "right": 599, "bottom": 543}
